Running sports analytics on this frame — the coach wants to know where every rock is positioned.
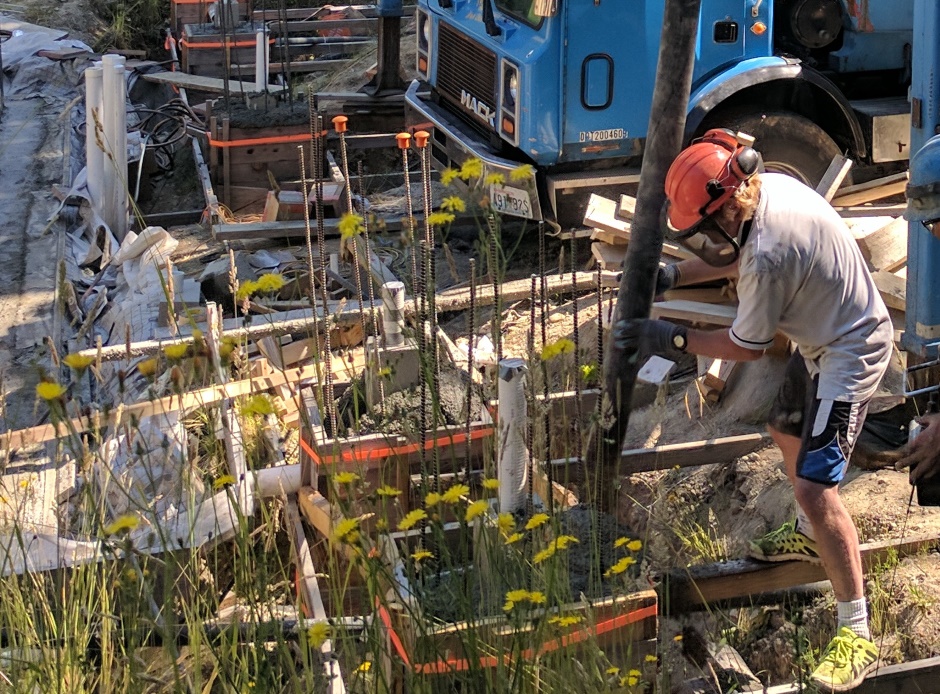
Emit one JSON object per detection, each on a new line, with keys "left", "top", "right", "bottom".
{"left": 199, "top": 252, "right": 257, "bottom": 307}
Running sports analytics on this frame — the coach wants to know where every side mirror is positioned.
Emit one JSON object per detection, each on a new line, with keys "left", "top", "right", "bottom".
{"left": 533, "top": 0, "right": 559, "bottom": 18}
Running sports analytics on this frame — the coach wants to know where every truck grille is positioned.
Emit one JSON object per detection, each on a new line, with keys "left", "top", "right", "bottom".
{"left": 436, "top": 23, "right": 498, "bottom": 133}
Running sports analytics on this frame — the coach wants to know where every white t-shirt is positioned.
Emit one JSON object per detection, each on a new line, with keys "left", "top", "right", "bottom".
{"left": 730, "top": 174, "right": 893, "bottom": 402}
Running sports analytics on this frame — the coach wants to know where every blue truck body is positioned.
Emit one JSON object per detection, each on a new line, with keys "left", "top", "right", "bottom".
{"left": 406, "top": 0, "right": 915, "bottom": 225}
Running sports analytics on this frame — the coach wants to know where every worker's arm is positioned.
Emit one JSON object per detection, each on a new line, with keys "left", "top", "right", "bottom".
{"left": 686, "top": 328, "right": 764, "bottom": 361}
{"left": 896, "top": 412, "right": 940, "bottom": 485}
{"left": 672, "top": 257, "right": 739, "bottom": 286}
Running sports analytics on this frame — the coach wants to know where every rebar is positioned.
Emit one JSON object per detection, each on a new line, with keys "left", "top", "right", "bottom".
{"left": 488, "top": 213, "right": 502, "bottom": 366}
{"left": 396, "top": 133, "right": 418, "bottom": 302}
{"left": 418, "top": 238, "right": 429, "bottom": 480}
{"left": 571, "top": 234, "right": 583, "bottom": 472}
{"left": 527, "top": 273, "right": 537, "bottom": 515}
{"left": 358, "top": 160, "right": 384, "bottom": 410}
{"left": 464, "top": 258, "right": 476, "bottom": 480}
{"left": 538, "top": 221, "right": 553, "bottom": 501}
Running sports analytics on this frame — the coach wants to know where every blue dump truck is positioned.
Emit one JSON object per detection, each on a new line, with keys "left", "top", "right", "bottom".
{"left": 405, "top": 0, "right": 914, "bottom": 227}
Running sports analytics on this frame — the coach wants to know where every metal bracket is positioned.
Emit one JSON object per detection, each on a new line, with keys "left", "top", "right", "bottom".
{"left": 903, "top": 345, "right": 940, "bottom": 397}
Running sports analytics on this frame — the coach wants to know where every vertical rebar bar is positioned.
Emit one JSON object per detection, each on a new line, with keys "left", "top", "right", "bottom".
{"left": 538, "top": 221, "right": 553, "bottom": 501}
{"left": 488, "top": 213, "right": 502, "bottom": 366}
{"left": 396, "top": 132, "right": 418, "bottom": 302}
{"left": 527, "top": 273, "right": 537, "bottom": 514}
{"left": 465, "top": 258, "right": 477, "bottom": 480}
{"left": 358, "top": 160, "right": 384, "bottom": 410}
{"left": 571, "top": 235, "right": 583, "bottom": 473}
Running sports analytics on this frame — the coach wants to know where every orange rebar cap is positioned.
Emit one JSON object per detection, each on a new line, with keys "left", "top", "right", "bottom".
{"left": 414, "top": 130, "right": 430, "bottom": 148}
{"left": 332, "top": 115, "right": 348, "bottom": 133}
{"left": 396, "top": 132, "right": 411, "bottom": 149}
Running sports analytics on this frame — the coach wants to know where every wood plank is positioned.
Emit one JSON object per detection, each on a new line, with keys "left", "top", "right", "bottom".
{"left": 836, "top": 203, "right": 908, "bottom": 218}
{"left": 855, "top": 217, "right": 908, "bottom": 272}
{"left": 286, "top": 496, "right": 346, "bottom": 694}
{"left": 650, "top": 300, "right": 737, "bottom": 326}
{"left": 699, "top": 359, "right": 738, "bottom": 403}
{"left": 589, "top": 228, "right": 629, "bottom": 246}
{"left": 583, "top": 194, "right": 693, "bottom": 259}
{"left": 666, "top": 534, "right": 939, "bottom": 613}
{"left": 616, "top": 194, "right": 636, "bottom": 222}
{"left": 2, "top": 365, "right": 321, "bottom": 452}
{"left": 831, "top": 179, "right": 908, "bottom": 207}
{"left": 830, "top": 171, "right": 908, "bottom": 200}
{"left": 591, "top": 241, "right": 625, "bottom": 271}
{"left": 139, "top": 70, "right": 273, "bottom": 94}
{"left": 871, "top": 270, "right": 906, "bottom": 311}
{"left": 434, "top": 271, "right": 619, "bottom": 314}
{"left": 816, "top": 154, "right": 853, "bottom": 202}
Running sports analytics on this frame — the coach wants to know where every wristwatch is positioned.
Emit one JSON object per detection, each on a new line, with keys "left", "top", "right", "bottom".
{"left": 672, "top": 331, "right": 688, "bottom": 352}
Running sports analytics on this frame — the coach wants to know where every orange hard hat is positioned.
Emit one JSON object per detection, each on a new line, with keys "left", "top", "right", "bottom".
{"left": 663, "top": 129, "right": 760, "bottom": 233}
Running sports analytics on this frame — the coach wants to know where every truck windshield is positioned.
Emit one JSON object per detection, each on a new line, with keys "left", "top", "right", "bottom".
{"left": 493, "top": 0, "right": 542, "bottom": 28}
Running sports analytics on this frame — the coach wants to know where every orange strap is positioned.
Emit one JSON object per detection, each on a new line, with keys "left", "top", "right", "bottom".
{"left": 206, "top": 129, "right": 329, "bottom": 148}
{"left": 180, "top": 37, "right": 274, "bottom": 49}
{"left": 377, "top": 597, "right": 657, "bottom": 675}
{"left": 299, "top": 427, "right": 494, "bottom": 469}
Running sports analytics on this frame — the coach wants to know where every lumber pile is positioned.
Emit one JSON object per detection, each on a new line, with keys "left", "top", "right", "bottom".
{"left": 844, "top": 214, "right": 908, "bottom": 314}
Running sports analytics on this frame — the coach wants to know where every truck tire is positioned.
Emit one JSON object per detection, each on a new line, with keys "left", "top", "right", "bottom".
{"left": 706, "top": 110, "right": 845, "bottom": 189}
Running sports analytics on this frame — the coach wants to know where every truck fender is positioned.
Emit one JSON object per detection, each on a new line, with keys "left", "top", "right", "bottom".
{"left": 686, "top": 57, "right": 868, "bottom": 159}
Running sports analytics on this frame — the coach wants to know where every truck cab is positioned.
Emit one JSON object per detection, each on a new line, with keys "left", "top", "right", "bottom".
{"left": 406, "top": 0, "right": 914, "bottom": 226}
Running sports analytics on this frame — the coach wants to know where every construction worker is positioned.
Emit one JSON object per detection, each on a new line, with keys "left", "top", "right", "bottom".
{"left": 615, "top": 129, "right": 893, "bottom": 692}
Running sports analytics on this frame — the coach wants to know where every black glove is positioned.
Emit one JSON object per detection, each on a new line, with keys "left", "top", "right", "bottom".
{"left": 613, "top": 318, "right": 687, "bottom": 358}
{"left": 655, "top": 264, "right": 681, "bottom": 297}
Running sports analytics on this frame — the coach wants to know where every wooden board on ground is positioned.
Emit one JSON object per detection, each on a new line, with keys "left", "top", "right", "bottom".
{"left": 854, "top": 217, "right": 908, "bottom": 272}
{"left": 617, "top": 194, "right": 636, "bottom": 221}
{"left": 698, "top": 358, "right": 738, "bottom": 403}
{"left": 650, "top": 300, "right": 737, "bottom": 326}
{"left": 665, "top": 534, "right": 939, "bottom": 613}
{"left": 583, "top": 194, "right": 693, "bottom": 259}
{"left": 139, "top": 70, "right": 273, "bottom": 94}
{"left": 830, "top": 172, "right": 908, "bottom": 207}
{"left": 871, "top": 270, "right": 906, "bottom": 311}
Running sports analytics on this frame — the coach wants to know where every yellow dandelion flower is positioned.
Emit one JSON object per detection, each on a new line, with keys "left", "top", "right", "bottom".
{"left": 255, "top": 273, "right": 286, "bottom": 294}
{"left": 398, "top": 508, "right": 428, "bottom": 531}
{"left": 580, "top": 363, "right": 599, "bottom": 382}
{"left": 540, "top": 338, "right": 575, "bottom": 361}
{"left": 427, "top": 211, "right": 456, "bottom": 227}
{"left": 377, "top": 366, "right": 393, "bottom": 378}
{"left": 533, "top": 546, "right": 556, "bottom": 564}
{"left": 240, "top": 394, "right": 275, "bottom": 418}
{"left": 235, "top": 279, "right": 259, "bottom": 301}
{"left": 673, "top": 634, "right": 683, "bottom": 642}
{"left": 629, "top": 669, "right": 641, "bottom": 677}
{"left": 554, "top": 535, "right": 579, "bottom": 550}
{"left": 411, "top": 549, "right": 433, "bottom": 562}
{"left": 332, "top": 517, "right": 361, "bottom": 544}
{"left": 339, "top": 212, "right": 364, "bottom": 240}
{"left": 36, "top": 382, "right": 66, "bottom": 401}
{"left": 424, "top": 491, "right": 442, "bottom": 507}
{"left": 606, "top": 666, "right": 620, "bottom": 676}
{"left": 212, "top": 474, "right": 237, "bottom": 489}
{"left": 509, "top": 164, "right": 535, "bottom": 182}
{"left": 375, "top": 518, "right": 388, "bottom": 532}
{"left": 627, "top": 539, "right": 643, "bottom": 552}
{"left": 527, "top": 591, "right": 546, "bottom": 605}
{"left": 63, "top": 353, "right": 95, "bottom": 371}
{"left": 503, "top": 600, "right": 515, "bottom": 612}
{"left": 376, "top": 485, "right": 402, "bottom": 497}
{"left": 465, "top": 499, "right": 488, "bottom": 522}
{"left": 18, "top": 479, "right": 29, "bottom": 489}
{"left": 441, "top": 195, "right": 466, "bottom": 213}
{"left": 496, "top": 512, "right": 515, "bottom": 535}
{"left": 459, "top": 158, "right": 483, "bottom": 180}
{"left": 614, "top": 536, "right": 631, "bottom": 549}
{"left": 525, "top": 513, "right": 549, "bottom": 531}
{"left": 505, "top": 589, "right": 530, "bottom": 603}
{"left": 504, "top": 532, "right": 524, "bottom": 545}
{"left": 356, "top": 661, "right": 372, "bottom": 673}
{"left": 484, "top": 172, "right": 506, "bottom": 186}
{"left": 162, "top": 343, "right": 189, "bottom": 360}
{"left": 441, "top": 167, "right": 460, "bottom": 186}
{"left": 622, "top": 674, "right": 639, "bottom": 687}
{"left": 104, "top": 514, "right": 139, "bottom": 536}
{"left": 137, "top": 358, "right": 158, "bottom": 377}
{"left": 604, "top": 556, "right": 636, "bottom": 577}
{"left": 482, "top": 478, "right": 500, "bottom": 490}
{"left": 308, "top": 622, "right": 330, "bottom": 648}
{"left": 645, "top": 654, "right": 658, "bottom": 663}
{"left": 333, "top": 471, "right": 361, "bottom": 486}
{"left": 441, "top": 483, "right": 470, "bottom": 504}
{"left": 547, "top": 614, "right": 582, "bottom": 627}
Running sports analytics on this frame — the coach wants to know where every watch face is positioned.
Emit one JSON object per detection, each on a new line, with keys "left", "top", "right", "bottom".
{"left": 673, "top": 333, "right": 687, "bottom": 351}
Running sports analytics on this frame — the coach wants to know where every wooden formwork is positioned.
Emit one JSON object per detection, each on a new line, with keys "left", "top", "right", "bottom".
{"left": 204, "top": 107, "right": 346, "bottom": 212}
{"left": 170, "top": 0, "right": 250, "bottom": 40}
{"left": 181, "top": 22, "right": 265, "bottom": 78}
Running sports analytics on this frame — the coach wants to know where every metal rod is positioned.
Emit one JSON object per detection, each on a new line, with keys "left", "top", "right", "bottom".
{"left": 538, "top": 221, "right": 553, "bottom": 500}
{"left": 571, "top": 234, "right": 583, "bottom": 472}
{"left": 359, "top": 160, "right": 385, "bottom": 411}
{"left": 465, "top": 258, "right": 477, "bottom": 481}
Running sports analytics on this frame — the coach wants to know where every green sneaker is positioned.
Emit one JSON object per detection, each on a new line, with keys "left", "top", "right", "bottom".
{"left": 748, "top": 520, "right": 821, "bottom": 563}
{"left": 810, "top": 627, "right": 879, "bottom": 692}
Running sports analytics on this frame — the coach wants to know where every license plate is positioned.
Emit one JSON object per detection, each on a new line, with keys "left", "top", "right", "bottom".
{"left": 490, "top": 183, "right": 533, "bottom": 219}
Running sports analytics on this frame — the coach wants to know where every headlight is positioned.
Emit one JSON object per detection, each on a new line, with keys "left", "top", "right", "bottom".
{"left": 508, "top": 73, "right": 518, "bottom": 101}
{"left": 420, "top": 16, "right": 431, "bottom": 50}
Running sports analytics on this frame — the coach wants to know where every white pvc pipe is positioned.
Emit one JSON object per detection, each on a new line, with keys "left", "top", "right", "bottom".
{"left": 381, "top": 281, "right": 406, "bottom": 347}
{"left": 84, "top": 66, "right": 104, "bottom": 211}
{"left": 253, "top": 464, "right": 301, "bottom": 497}
{"left": 101, "top": 55, "right": 128, "bottom": 240}
{"left": 255, "top": 29, "right": 269, "bottom": 91}
{"left": 497, "top": 358, "right": 528, "bottom": 514}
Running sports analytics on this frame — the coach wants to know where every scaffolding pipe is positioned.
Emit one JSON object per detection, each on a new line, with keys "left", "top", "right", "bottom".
{"left": 381, "top": 281, "right": 406, "bottom": 347}
{"left": 101, "top": 54, "right": 128, "bottom": 240}
{"left": 497, "top": 358, "right": 528, "bottom": 514}
{"left": 84, "top": 66, "right": 104, "bottom": 211}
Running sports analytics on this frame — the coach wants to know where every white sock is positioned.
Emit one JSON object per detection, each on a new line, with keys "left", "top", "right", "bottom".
{"left": 837, "top": 598, "right": 870, "bottom": 640}
{"left": 795, "top": 503, "right": 817, "bottom": 541}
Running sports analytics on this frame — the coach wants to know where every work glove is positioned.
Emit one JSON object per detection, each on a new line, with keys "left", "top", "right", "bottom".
{"left": 613, "top": 318, "right": 687, "bottom": 359}
{"left": 655, "top": 264, "right": 681, "bottom": 297}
